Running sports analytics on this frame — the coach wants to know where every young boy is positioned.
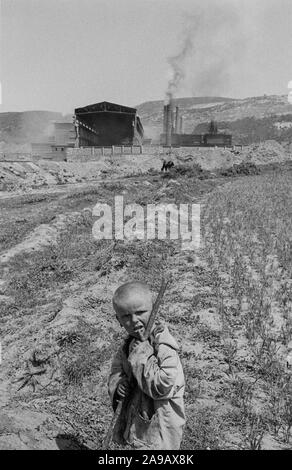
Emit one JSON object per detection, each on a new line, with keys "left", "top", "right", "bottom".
{"left": 108, "top": 281, "right": 185, "bottom": 450}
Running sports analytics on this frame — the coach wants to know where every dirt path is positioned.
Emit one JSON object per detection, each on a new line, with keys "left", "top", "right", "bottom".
{"left": 0, "top": 184, "right": 212, "bottom": 449}
{"left": 0, "top": 173, "right": 156, "bottom": 201}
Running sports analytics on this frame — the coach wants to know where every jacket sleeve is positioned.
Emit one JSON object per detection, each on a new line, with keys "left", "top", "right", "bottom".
{"left": 127, "top": 340, "right": 179, "bottom": 400}
{"left": 108, "top": 346, "right": 127, "bottom": 409}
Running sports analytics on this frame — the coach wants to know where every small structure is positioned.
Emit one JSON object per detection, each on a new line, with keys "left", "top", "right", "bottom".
{"left": 160, "top": 104, "right": 232, "bottom": 147}
{"left": 31, "top": 121, "right": 75, "bottom": 160}
{"left": 54, "top": 122, "right": 76, "bottom": 146}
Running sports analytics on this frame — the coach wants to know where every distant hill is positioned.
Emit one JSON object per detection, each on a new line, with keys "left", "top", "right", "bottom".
{"left": 136, "top": 95, "right": 292, "bottom": 144}
{"left": 0, "top": 111, "right": 72, "bottom": 152}
{"left": 1, "top": 95, "right": 292, "bottom": 150}
{"left": 136, "top": 96, "right": 234, "bottom": 116}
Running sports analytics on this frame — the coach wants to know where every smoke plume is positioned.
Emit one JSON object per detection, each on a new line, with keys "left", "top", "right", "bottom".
{"left": 166, "top": 0, "right": 246, "bottom": 102}
{"left": 166, "top": 16, "right": 198, "bottom": 102}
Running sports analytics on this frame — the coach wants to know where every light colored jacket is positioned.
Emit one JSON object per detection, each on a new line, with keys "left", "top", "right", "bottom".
{"left": 108, "top": 325, "right": 185, "bottom": 450}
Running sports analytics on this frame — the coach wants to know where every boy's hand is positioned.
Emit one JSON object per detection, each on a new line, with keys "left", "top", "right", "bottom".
{"left": 151, "top": 321, "right": 165, "bottom": 338}
{"left": 117, "top": 378, "right": 130, "bottom": 398}
{"left": 128, "top": 337, "right": 154, "bottom": 359}
{"left": 129, "top": 338, "right": 142, "bottom": 354}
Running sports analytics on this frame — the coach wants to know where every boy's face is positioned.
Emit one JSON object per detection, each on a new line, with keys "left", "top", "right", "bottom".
{"left": 114, "top": 293, "right": 152, "bottom": 340}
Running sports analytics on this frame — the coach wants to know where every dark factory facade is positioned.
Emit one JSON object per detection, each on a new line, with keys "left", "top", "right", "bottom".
{"left": 74, "top": 101, "right": 144, "bottom": 147}
{"left": 160, "top": 101, "right": 232, "bottom": 147}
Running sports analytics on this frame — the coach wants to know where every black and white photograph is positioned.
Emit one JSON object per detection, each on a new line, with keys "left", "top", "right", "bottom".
{"left": 0, "top": 0, "right": 291, "bottom": 455}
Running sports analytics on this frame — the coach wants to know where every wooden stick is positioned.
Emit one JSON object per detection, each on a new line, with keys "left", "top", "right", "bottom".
{"left": 102, "top": 400, "right": 123, "bottom": 449}
{"left": 142, "top": 277, "right": 170, "bottom": 341}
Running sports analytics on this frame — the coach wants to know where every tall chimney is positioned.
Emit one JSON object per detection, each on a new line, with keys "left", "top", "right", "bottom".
{"left": 163, "top": 105, "right": 168, "bottom": 135}
{"left": 165, "top": 104, "right": 169, "bottom": 146}
{"left": 175, "top": 106, "right": 180, "bottom": 134}
{"left": 179, "top": 116, "right": 184, "bottom": 134}
{"left": 172, "top": 108, "right": 175, "bottom": 134}
{"left": 166, "top": 100, "right": 173, "bottom": 147}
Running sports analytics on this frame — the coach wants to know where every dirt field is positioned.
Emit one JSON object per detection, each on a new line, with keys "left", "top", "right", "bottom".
{"left": 0, "top": 160, "right": 291, "bottom": 450}
{"left": 1, "top": 140, "right": 291, "bottom": 193}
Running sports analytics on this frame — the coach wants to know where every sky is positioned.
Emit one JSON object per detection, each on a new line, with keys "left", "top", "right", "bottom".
{"left": 0, "top": 0, "right": 292, "bottom": 114}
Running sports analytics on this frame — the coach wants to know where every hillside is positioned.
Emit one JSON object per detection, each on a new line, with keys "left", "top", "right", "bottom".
{"left": 136, "top": 96, "right": 235, "bottom": 116}
{"left": 0, "top": 111, "right": 71, "bottom": 153}
{"left": 1, "top": 95, "right": 292, "bottom": 149}
{"left": 137, "top": 95, "right": 292, "bottom": 144}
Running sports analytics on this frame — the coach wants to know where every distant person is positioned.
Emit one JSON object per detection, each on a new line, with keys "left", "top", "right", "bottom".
{"left": 161, "top": 159, "right": 167, "bottom": 171}
{"left": 161, "top": 160, "right": 174, "bottom": 172}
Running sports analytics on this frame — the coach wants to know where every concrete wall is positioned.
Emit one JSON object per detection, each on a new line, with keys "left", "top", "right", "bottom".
{"left": 31, "top": 143, "right": 69, "bottom": 161}
{"left": 66, "top": 144, "right": 237, "bottom": 162}
{"left": 67, "top": 145, "right": 144, "bottom": 161}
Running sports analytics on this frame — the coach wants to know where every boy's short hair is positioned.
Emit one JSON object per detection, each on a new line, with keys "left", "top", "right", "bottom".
{"left": 113, "top": 281, "right": 152, "bottom": 309}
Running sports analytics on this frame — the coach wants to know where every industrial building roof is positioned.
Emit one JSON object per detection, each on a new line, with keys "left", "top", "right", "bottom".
{"left": 75, "top": 101, "right": 136, "bottom": 115}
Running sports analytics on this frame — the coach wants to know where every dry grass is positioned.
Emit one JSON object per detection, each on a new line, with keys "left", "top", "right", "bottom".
{"left": 1, "top": 167, "right": 291, "bottom": 449}
{"left": 201, "top": 172, "right": 292, "bottom": 447}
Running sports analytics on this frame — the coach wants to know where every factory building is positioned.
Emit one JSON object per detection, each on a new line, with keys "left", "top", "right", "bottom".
{"left": 74, "top": 101, "right": 144, "bottom": 147}
{"left": 160, "top": 100, "right": 232, "bottom": 147}
{"left": 30, "top": 100, "right": 144, "bottom": 159}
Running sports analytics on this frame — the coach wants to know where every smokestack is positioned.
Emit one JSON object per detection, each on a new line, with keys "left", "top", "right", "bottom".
{"left": 175, "top": 106, "right": 180, "bottom": 134}
{"left": 166, "top": 100, "right": 173, "bottom": 147}
{"left": 172, "top": 108, "right": 175, "bottom": 134}
{"left": 179, "top": 116, "right": 184, "bottom": 134}
{"left": 165, "top": 105, "right": 169, "bottom": 145}
{"left": 165, "top": 104, "right": 170, "bottom": 146}
{"left": 163, "top": 105, "right": 168, "bottom": 135}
